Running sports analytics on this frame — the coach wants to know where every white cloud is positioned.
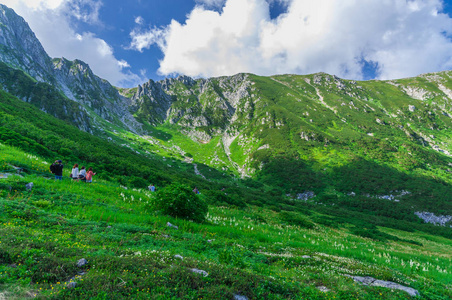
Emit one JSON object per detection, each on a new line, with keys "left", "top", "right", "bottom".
{"left": 1, "top": 0, "right": 143, "bottom": 87}
{"left": 129, "top": 27, "right": 167, "bottom": 52}
{"left": 1, "top": 0, "right": 65, "bottom": 10}
{"left": 135, "top": 16, "right": 144, "bottom": 25}
{"left": 195, "top": 0, "right": 227, "bottom": 9}
{"left": 129, "top": 0, "right": 452, "bottom": 80}
{"left": 118, "top": 60, "right": 131, "bottom": 69}
{"left": 66, "top": 0, "right": 103, "bottom": 24}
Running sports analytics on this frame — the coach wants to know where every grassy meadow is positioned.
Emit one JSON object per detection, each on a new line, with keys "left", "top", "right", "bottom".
{"left": 1, "top": 144, "right": 451, "bottom": 299}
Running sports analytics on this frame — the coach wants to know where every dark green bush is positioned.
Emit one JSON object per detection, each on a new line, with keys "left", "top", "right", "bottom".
{"left": 0, "top": 178, "right": 29, "bottom": 192}
{"left": 152, "top": 182, "right": 208, "bottom": 222}
{"left": 349, "top": 224, "right": 403, "bottom": 243}
{"left": 0, "top": 248, "right": 12, "bottom": 264}
{"left": 204, "top": 190, "right": 246, "bottom": 208}
{"left": 279, "top": 211, "right": 314, "bottom": 228}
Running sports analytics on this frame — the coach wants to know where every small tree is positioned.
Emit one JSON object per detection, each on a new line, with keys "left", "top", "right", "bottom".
{"left": 153, "top": 182, "right": 208, "bottom": 222}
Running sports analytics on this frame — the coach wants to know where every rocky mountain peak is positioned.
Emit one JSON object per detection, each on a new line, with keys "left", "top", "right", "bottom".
{"left": 0, "top": 4, "right": 142, "bottom": 133}
{"left": 158, "top": 75, "right": 196, "bottom": 92}
{"left": 0, "top": 4, "right": 54, "bottom": 81}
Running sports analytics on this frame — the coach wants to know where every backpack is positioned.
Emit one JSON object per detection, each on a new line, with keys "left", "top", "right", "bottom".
{"left": 50, "top": 164, "right": 56, "bottom": 174}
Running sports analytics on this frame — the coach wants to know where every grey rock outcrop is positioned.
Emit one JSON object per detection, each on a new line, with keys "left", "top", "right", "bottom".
{"left": 415, "top": 212, "right": 452, "bottom": 227}
{"left": 190, "top": 268, "right": 209, "bottom": 277}
{"left": 297, "top": 191, "right": 316, "bottom": 201}
{"left": 25, "top": 182, "right": 33, "bottom": 191}
{"left": 126, "top": 73, "right": 252, "bottom": 142}
{"left": 167, "top": 222, "right": 178, "bottom": 229}
{"left": 76, "top": 258, "right": 88, "bottom": 268}
{"left": 52, "top": 58, "right": 141, "bottom": 132}
{"left": 346, "top": 275, "right": 419, "bottom": 297}
{"left": 317, "top": 286, "right": 330, "bottom": 292}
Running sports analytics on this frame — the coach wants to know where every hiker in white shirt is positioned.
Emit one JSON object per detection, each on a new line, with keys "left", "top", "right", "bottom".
{"left": 71, "top": 164, "right": 79, "bottom": 180}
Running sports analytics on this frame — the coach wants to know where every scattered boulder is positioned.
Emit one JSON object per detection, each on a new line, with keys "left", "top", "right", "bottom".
{"left": 77, "top": 258, "right": 88, "bottom": 268}
{"left": 174, "top": 255, "right": 184, "bottom": 260}
{"left": 67, "top": 282, "right": 77, "bottom": 289}
{"left": 25, "top": 182, "right": 33, "bottom": 191}
{"left": 346, "top": 275, "right": 419, "bottom": 297}
{"left": 317, "top": 286, "right": 330, "bottom": 293}
{"left": 190, "top": 268, "right": 209, "bottom": 277}
{"left": 408, "top": 105, "right": 416, "bottom": 112}
{"left": 26, "top": 291, "right": 38, "bottom": 297}
{"left": 297, "top": 191, "right": 316, "bottom": 201}
{"left": 234, "top": 294, "right": 249, "bottom": 300}
{"left": 302, "top": 255, "right": 311, "bottom": 259}
{"left": 167, "top": 222, "right": 178, "bottom": 229}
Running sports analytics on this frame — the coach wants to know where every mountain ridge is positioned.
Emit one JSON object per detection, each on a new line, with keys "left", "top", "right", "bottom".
{"left": 0, "top": 4, "right": 140, "bottom": 133}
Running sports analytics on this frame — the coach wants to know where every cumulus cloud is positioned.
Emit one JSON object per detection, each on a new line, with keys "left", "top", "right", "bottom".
{"left": 195, "top": 0, "right": 227, "bottom": 9}
{"left": 1, "top": 0, "right": 144, "bottom": 87}
{"left": 129, "top": 0, "right": 452, "bottom": 80}
{"left": 129, "top": 27, "right": 167, "bottom": 52}
{"left": 135, "top": 16, "right": 144, "bottom": 25}
{"left": 66, "top": 0, "right": 103, "bottom": 24}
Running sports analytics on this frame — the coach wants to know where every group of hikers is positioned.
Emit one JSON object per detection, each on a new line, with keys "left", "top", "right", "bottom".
{"left": 49, "top": 160, "right": 96, "bottom": 182}
{"left": 50, "top": 160, "right": 200, "bottom": 192}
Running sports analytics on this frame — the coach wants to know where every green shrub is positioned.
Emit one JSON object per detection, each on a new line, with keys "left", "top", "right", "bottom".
{"left": 33, "top": 200, "right": 51, "bottom": 208}
{"left": 0, "top": 177, "right": 29, "bottom": 192}
{"left": 204, "top": 190, "right": 246, "bottom": 208}
{"left": 350, "top": 226, "right": 400, "bottom": 242}
{"left": 152, "top": 182, "right": 208, "bottom": 222}
{"left": 0, "top": 248, "right": 12, "bottom": 264}
{"left": 279, "top": 211, "right": 314, "bottom": 228}
{"left": 218, "top": 246, "right": 248, "bottom": 269}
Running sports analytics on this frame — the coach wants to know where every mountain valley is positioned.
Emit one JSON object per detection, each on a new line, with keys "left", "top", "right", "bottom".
{"left": 0, "top": 4, "right": 451, "bottom": 299}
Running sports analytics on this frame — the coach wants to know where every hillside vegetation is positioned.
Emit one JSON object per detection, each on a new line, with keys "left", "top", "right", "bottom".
{"left": 1, "top": 142, "right": 452, "bottom": 299}
{"left": 1, "top": 78, "right": 452, "bottom": 299}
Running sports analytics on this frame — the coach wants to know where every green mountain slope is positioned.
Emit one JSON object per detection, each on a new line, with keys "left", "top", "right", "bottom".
{"left": 1, "top": 128, "right": 451, "bottom": 299}
{"left": 117, "top": 72, "right": 452, "bottom": 225}
{"left": 1, "top": 70, "right": 452, "bottom": 298}
{"left": 1, "top": 3, "right": 451, "bottom": 227}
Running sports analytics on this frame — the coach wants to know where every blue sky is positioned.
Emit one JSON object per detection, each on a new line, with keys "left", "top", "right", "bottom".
{"left": 77, "top": 0, "right": 290, "bottom": 82}
{"left": 2, "top": 0, "right": 452, "bottom": 88}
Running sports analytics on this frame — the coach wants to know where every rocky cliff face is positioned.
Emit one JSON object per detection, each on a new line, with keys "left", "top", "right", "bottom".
{"left": 126, "top": 73, "right": 253, "bottom": 141}
{"left": 52, "top": 58, "right": 140, "bottom": 132}
{"left": 0, "top": 5, "right": 54, "bottom": 82}
{"left": 0, "top": 62, "right": 92, "bottom": 132}
{"left": 0, "top": 4, "right": 140, "bottom": 133}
